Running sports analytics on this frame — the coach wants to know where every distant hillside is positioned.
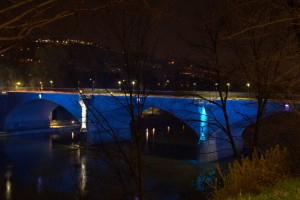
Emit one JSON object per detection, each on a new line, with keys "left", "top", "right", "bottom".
{"left": 0, "top": 38, "right": 216, "bottom": 90}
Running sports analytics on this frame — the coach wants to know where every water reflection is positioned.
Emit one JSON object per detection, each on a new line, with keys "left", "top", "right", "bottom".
{"left": 37, "top": 176, "right": 42, "bottom": 194}
{"left": 79, "top": 159, "right": 87, "bottom": 194}
{"left": 5, "top": 168, "right": 12, "bottom": 200}
{"left": 72, "top": 131, "right": 74, "bottom": 140}
{"left": 141, "top": 108, "right": 199, "bottom": 160}
{"left": 5, "top": 179, "right": 11, "bottom": 200}
{"left": 152, "top": 128, "right": 155, "bottom": 141}
{"left": 0, "top": 109, "right": 201, "bottom": 199}
{"left": 0, "top": 130, "right": 92, "bottom": 199}
{"left": 145, "top": 128, "right": 149, "bottom": 153}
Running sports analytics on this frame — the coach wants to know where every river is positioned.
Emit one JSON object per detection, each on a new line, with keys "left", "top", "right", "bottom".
{"left": 0, "top": 111, "right": 219, "bottom": 200}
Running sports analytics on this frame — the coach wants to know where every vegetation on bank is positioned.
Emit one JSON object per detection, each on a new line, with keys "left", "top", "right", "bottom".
{"left": 180, "top": 145, "right": 296, "bottom": 200}
{"left": 229, "top": 178, "right": 300, "bottom": 200}
{"left": 195, "top": 112, "right": 300, "bottom": 200}
{"left": 211, "top": 145, "right": 292, "bottom": 200}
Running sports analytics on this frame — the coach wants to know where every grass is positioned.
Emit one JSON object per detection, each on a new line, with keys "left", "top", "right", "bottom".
{"left": 230, "top": 178, "right": 300, "bottom": 200}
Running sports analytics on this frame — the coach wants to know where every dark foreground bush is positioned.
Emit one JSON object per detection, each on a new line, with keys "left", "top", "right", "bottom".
{"left": 212, "top": 145, "right": 291, "bottom": 200}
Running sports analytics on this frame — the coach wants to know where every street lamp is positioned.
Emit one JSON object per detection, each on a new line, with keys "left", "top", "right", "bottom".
{"left": 118, "top": 81, "right": 121, "bottom": 91}
{"left": 132, "top": 81, "right": 136, "bottom": 94}
{"left": 246, "top": 83, "right": 250, "bottom": 97}
{"left": 193, "top": 82, "right": 196, "bottom": 93}
{"left": 39, "top": 81, "right": 43, "bottom": 90}
{"left": 50, "top": 80, "right": 53, "bottom": 89}
{"left": 227, "top": 83, "right": 230, "bottom": 94}
{"left": 89, "top": 78, "right": 95, "bottom": 91}
{"left": 215, "top": 83, "right": 218, "bottom": 97}
{"left": 15, "top": 82, "right": 21, "bottom": 90}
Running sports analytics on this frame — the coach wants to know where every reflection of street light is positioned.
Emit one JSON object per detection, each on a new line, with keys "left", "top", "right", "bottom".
{"left": 50, "top": 80, "right": 53, "bottom": 89}
{"left": 246, "top": 83, "right": 250, "bottom": 97}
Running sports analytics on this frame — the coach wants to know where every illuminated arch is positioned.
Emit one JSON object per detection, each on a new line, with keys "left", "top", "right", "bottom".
{"left": 4, "top": 99, "right": 80, "bottom": 131}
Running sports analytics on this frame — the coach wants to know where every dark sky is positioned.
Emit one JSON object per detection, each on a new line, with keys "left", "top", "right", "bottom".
{"left": 35, "top": 0, "right": 203, "bottom": 58}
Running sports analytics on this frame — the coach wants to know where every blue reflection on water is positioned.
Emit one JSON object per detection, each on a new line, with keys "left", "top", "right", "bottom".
{"left": 0, "top": 131, "right": 88, "bottom": 199}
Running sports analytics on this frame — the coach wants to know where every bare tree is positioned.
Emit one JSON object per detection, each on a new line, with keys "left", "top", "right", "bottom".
{"left": 227, "top": 0, "right": 300, "bottom": 153}
{"left": 80, "top": 0, "right": 173, "bottom": 199}
{"left": 0, "top": 0, "right": 126, "bottom": 54}
{"left": 186, "top": 0, "right": 241, "bottom": 159}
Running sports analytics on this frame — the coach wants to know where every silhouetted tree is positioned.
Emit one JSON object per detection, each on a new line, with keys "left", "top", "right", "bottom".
{"left": 227, "top": 0, "right": 300, "bottom": 152}
{"left": 186, "top": 0, "right": 240, "bottom": 159}
{"left": 80, "top": 0, "right": 174, "bottom": 199}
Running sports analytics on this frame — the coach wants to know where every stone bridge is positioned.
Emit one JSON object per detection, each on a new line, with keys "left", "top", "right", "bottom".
{"left": 0, "top": 90, "right": 291, "bottom": 162}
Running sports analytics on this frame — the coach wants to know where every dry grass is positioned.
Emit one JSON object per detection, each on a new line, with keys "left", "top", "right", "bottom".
{"left": 212, "top": 145, "right": 292, "bottom": 200}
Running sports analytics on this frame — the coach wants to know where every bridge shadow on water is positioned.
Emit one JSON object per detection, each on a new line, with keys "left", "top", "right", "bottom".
{"left": 140, "top": 107, "right": 199, "bottom": 161}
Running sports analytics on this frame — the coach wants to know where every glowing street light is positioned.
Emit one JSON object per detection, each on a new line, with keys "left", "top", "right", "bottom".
{"left": 89, "top": 78, "right": 95, "bottom": 91}
{"left": 39, "top": 82, "right": 43, "bottom": 90}
{"left": 132, "top": 81, "right": 136, "bottom": 94}
{"left": 15, "top": 82, "right": 21, "bottom": 90}
{"left": 246, "top": 83, "right": 250, "bottom": 97}
{"left": 118, "top": 81, "right": 121, "bottom": 91}
{"left": 227, "top": 83, "right": 230, "bottom": 94}
{"left": 50, "top": 80, "right": 53, "bottom": 89}
{"left": 193, "top": 82, "right": 196, "bottom": 92}
{"left": 215, "top": 83, "right": 218, "bottom": 97}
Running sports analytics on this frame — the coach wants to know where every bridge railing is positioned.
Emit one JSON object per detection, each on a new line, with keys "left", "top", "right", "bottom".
{"left": 1, "top": 86, "right": 300, "bottom": 100}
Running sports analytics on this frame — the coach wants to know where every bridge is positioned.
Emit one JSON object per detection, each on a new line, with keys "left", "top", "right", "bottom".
{"left": 0, "top": 89, "right": 294, "bottom": 162}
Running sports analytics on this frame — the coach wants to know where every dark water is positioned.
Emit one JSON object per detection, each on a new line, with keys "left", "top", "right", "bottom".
{"left": 0, "top": 131, "right": 92, "bottom": 200}
{"left": 0, "top": 116, "right": 200, "bottom": 200}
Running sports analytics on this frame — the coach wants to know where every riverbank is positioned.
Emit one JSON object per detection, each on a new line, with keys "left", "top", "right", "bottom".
{"left": 0, "top": 125, "right": 81, "bottom": 137}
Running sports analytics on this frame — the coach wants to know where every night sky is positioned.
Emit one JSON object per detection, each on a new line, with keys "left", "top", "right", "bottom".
{"left": 34, "top": 0, "right": 203, "bottom": 58}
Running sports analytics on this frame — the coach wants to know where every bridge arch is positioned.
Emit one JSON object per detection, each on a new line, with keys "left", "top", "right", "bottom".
{"left": 140, "top": 106, "right": 199, "bottom": 159}
{"left": 142, "top": 106, "right": 198, "bottom": 133}
{"left": 4, "top": 98, "right": 80, "bottom": 131}
{"left": 141, "top": 106, "right": 199, "bottom": 136}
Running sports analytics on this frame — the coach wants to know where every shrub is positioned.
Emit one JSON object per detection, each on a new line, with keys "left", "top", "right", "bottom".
{"left": 211, "top": 145, "right": 291, "bottom": 200}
